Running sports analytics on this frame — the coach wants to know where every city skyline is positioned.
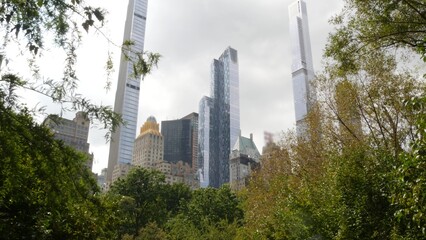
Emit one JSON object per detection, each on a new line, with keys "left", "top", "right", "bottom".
{"left": 11, "top": 0, "right": 344, "bottom": 174}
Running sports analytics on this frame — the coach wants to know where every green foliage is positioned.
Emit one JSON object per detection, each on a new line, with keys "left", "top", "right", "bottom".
{"left": 391, "top": 96, "right": 426, "bottom": 238}
{"left": 184, "top": 185, "right": 244, "bottom": 229}
{"left": 325, "top": 0, "right": 426, "bottom": 75}
{"left": 0, "top": 0, "right": 160, "bottom": 140}
{"left": 241, "top": 47, "right": 425, "bottom": 239}
{"left": 0, "top": 104, "right": 103, "bottom": 239}
{"left": 108, "top": 167, "right": 168, "bottom": 237}
{"left": 0, "top": 0, "right": 105, "bottom": 53}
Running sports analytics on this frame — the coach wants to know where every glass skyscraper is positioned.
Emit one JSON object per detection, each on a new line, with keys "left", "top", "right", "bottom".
{"left": 198, "top": 47, "right": 240, "bottom": 188}
{"left": 107, "top": 0, "right": 148, "bottom": 182}
{"left": 288, "top": 0, "right": 315, "bottom": 136}
{"left": 161, "top": 113, "right": 199, "bottom": 169}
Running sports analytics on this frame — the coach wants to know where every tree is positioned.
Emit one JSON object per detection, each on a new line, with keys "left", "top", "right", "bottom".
{"left": 391, "top": 96, "right": 426, "bottom": 238}
{"left": 184, "top": 185, "right": 243, "bottom": 230}
{"left": 108, "top": 167, "right": 168, "bottom": 237}
{"left": 165, "top": 185, "right": 243, "bottom": 240}
{"left": 240, "top": 48, "right": 425, "bottom": 239}
{"left": 325, "top": 0, "right": 426, "bottom": 75}
{"left": 0, "top": 0, "right": 160, "bottom": 138}
{"left": 0, "top": 103, "right": 105, "bottom": 239}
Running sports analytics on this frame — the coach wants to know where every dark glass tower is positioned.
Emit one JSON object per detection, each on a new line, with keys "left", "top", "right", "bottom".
{"left": 161, "top": 113, "right": 198, "bottom": 169}
{"left": 198, "top": 47, "right": 240, "bottom": 188}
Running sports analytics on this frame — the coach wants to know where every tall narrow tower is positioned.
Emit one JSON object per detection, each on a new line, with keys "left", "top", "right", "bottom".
{"left": 107, "top": 0, "right": 148, "bottom": 182}
{"left": 288, "top": 0, "right": 315, "bottom": 136}
{"left": 198, "top": 47, "right": 240, "bottom": 188}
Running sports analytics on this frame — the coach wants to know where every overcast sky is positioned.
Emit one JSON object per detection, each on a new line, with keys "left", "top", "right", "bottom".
{"left": 8, "top": 0, "right": 344, "bottom": 174}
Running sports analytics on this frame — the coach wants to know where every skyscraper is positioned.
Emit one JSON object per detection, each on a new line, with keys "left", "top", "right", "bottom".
{"left": 288, "top": 0, "right": 315, "bottom": 136}
{"left": 161, "top": 113, "right": 198, "bottom": 169}
{"left": 198, "top": 47, "right": 240, "bottom": 188}
{"left": 132, "top": 116, "right": 163, "bottom": 169}
{"left": 44, "top": 112, "right": 93, "bottom": 169}
{"left": 107, "top": 0, "right": 148, "bottom": 182}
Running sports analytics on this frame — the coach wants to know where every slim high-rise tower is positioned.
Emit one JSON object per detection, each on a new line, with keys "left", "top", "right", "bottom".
{"left": 288, "top": 0, "right": 315, "bottom": 136}
{"left": 198, "top": 47, "right": 240, "bottom": 188}
{"left": 107, "top": 0, "right": 148, "bottom": 182}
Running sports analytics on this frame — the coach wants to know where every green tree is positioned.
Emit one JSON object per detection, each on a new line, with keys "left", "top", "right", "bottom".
{"left": 0, "top": 0, "right": 160, "bottom": 138}
{"left": 325, "top": 0, "right": 426, "bottom": 75}
{"left": 108, "top": 167, "right": 168, "bottom": 237}
{"left": 107, "top": 167, "right": 192, "bottom": 238}
{"left": 184, "top": 185, "right": 243, "bottom": 229}
{"left": 391, "top": 96, "right": 426, "bottom": 239}
{"left": 165, "top": 185, "right": 243, "bottom": 240}
{"left": 0, "top": 103, "right": 104, "bottom": 238}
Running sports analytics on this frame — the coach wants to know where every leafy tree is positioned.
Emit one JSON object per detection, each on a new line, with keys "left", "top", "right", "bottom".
{"left": 0, "top": 0, "right": 160, "bottom": 138}
{"left": 241, "top": 48, "right": 425, "bottom": 239}
{"left": 184, "top": 185, "right": 243, "bottom": 230}
{"left": 122, "top": 222, "right": 167, "bottom": 240}
{"left": 391, "top": 96, "right": 426, "bottom": 239}
{"left": 165, "top": 185, "right": 243, "bottom": 240}
{"left": 325, "top": 0, "right": 426, "bottom": 75}
{"left": 0, "top": 102, "right": 104, "bottom": 239}
{"left": 108, "top": 167, "right": 168, "bottom": 237}
{"left": 106, "top": 167, "right": 192, "bottom": 238}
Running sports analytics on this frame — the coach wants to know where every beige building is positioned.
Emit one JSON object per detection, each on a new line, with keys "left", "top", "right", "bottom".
{"left": 156, "top": 160, "right": 198, "bottom": 188}
{"left": 108, "top": 116, "right": 198, "bottom": 189}
{"left": 111, "top": 163, "right": 133, "bottom": 184}
{"left": 44, "top": 111, "right": 93, "bottom": 169}
{"left": 132, "top": 116, "right": 164, "bottom": 169}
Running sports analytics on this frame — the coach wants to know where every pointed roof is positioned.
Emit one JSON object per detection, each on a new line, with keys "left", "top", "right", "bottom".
{"left": 138, "top": 116, "right": 161, "bottom": 137}
{"left": 232, "top": 135, "right": 261, "bottom": 162}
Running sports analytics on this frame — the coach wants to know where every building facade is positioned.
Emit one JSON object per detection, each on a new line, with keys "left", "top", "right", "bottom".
{"left": 107, "top": 0, "right": 149, "bottom": 182}
{"left": 156, "top": 160, "right": 198, "bottom": 188}
{"left": 198, "top": 47, "right": 240, "bottom": 188}
{"left": 229, "top": 134, "right": 261, "bottom": 191}
{"left": 132, "top": 116, "right": 163, "bottom": 169}
{"left": 288, "top": 0, "right": 315, "bottom": 136}
{"left": 111, "top": 163, "right": 133, "bottom": 184}
{"left": 44, "top": 112, "right": 93, "bottom": 169}
{"left": 161, "top": 113, "right": 198, "bottom": 170}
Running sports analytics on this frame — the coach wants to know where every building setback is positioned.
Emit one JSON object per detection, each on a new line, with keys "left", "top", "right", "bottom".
{"left": 44, "top": 112, "right": 93, "bottom": 169}
{"left": 198, "top": 47, "right": 240, "bottom": 188}
{"left": 161, "top": 113, "right": 198, "bottom": 170}
{"left": 288, "top": 0, "right": 316, "bottom": 136}
{"left": 107, "top": 0, "right": 149, "bottom": 182}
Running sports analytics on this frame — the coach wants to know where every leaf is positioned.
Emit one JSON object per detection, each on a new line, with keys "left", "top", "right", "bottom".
{"left": 93, "top": 8, "right": 104, "bottom": 22}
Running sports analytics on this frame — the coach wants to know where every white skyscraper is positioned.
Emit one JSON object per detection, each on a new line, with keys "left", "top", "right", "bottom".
{"left": 288, "top": 0, "right": 315, "bottom": 136}
{"left": 107, "top": 0, "right": 148, "bottom": 182}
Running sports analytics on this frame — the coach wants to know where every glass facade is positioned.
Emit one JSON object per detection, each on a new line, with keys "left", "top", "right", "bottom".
{"left": 288, "top": 0, "right": 315, "bottom": 136}
{"left": 107, "top": 0, "right": 148, "bottom": 182}
{"left": 198, "top": 47, "right": 240, "bottom": 188}
{"left": 161, "top": 113, "right": 198, "bottom": 168}
{"left": 198, "top": 96, "right": 213, "bottom": 188}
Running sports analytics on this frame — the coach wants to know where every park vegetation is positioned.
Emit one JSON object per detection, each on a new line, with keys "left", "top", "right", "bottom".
{"left": 1, "top": 0, "right": 425, "bottom": 239}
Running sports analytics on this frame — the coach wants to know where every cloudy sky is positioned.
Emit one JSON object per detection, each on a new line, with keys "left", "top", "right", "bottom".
{"left": 9, "top": 0, "right": 344, "bottom": 174}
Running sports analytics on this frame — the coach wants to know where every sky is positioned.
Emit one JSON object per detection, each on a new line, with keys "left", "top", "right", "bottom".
{"left": 6, "top": 0, "right": 344, "bottom": 174}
